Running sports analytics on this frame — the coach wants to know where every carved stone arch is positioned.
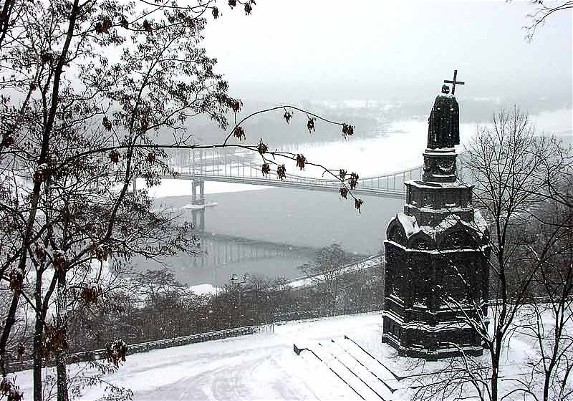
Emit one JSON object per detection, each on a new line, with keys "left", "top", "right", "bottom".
{"left": 408, "top": 231, "right": 435, "bottom": 250}
{"left": 437, "top": 222, "right": 480, "bottom": 250}
{"left": 386, "top": 217, "right": 407, "bottom": 246}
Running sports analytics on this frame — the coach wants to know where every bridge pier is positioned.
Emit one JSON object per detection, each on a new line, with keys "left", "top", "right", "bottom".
{"left": 191, "top": 179, "right": 205, "bottom": 231}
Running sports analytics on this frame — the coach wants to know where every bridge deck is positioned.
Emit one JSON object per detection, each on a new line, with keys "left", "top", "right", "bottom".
{"left": 174, "top": 173, "right": 407, "bottom": 199}
{"left": 168, "top": 148, "right": 424, "bottom": 199}
{"left": 198, "top": 232, "right": 323, "bottom": 257}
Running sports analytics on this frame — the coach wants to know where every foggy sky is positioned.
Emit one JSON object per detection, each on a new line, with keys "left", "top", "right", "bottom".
{"left": 203, "top": 0, "right": 572, "bottom": 103}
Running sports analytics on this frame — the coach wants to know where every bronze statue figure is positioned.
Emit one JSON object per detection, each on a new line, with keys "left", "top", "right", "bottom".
{"left": 427, "top": 84, "right": 460, "bottom": 149}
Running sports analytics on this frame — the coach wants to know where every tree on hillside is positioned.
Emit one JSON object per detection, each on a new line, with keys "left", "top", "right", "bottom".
{"left": 299, "top": 244, "right": 356, "bottom": 316}
{"left": 517, "top": 173, "right": 573, "bottom": 401}
{"left": 410, "top": 108, "right": 573, "bottom": 401}
{"left": 0, "top": 1, "right": 363, "bottom": 399}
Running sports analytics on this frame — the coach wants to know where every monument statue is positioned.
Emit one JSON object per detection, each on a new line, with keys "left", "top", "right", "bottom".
{"left": 427, "top": 84, "right": 460, "bottom": 149}
{"left": 383, "top": 70, "right": 490, "bottom": 360}
{"left": 427, "top": 70, "right": 465, "bottom": 149}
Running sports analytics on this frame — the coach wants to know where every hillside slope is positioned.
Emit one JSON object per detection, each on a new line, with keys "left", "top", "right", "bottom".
{"left": 17, "top": 313, "right": 401, "bottom": 400}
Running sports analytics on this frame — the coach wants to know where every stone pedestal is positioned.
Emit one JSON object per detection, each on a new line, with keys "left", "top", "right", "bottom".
{"left": 382, "top": 147, "right": 490, "bottom": 360}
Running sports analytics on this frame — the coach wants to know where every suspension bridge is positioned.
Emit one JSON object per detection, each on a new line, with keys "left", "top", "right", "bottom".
{"left": 169, "top": 148, "right": 423, "bottom": 199}
{"left": 164, "top": 148, "right": 423, "bottom": 231}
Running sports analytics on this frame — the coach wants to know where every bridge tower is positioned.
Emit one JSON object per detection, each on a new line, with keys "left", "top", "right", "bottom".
{"left": 382, "top": 72, "right": 490, "bottom": 360}
{"left": 191, "top": 179, "right": 205, "bottom": 231}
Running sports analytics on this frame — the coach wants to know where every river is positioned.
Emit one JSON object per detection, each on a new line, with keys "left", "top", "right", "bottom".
{"left": 141, "top": 189, "right": 402, "bottom": 286}
{"left": 138, "top": 108, "right": 572, "bottom": 287}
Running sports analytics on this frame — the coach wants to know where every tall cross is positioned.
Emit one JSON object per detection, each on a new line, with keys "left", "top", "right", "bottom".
{"left": 444, "top": 69, "right": 465, "bottom": 96}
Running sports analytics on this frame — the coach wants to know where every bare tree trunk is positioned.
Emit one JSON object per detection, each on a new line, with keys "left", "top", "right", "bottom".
{"left": 0, "top": 0, "right": 15, "bottom": 50}
{"left": 0, "top": 0, "right": 80, "bottom": 375}
{"left": 56, "top": 267, "right": 69, "bottom": 401}
{"left": 33, "top": 270, "right": 44, "bottom": 401}
{"left": 56, "top": 352, "right": 69, "bottom": 401}
{"left": 491, "top": 354, "right": 499, "bottom": 401}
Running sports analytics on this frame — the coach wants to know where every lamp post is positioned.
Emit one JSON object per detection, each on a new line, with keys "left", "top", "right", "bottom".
{"left": 229, "top": 273, "right": 249, "bottom": 326}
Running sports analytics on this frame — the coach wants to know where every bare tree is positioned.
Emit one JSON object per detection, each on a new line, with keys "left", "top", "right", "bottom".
{"left": 526, "top": 0, "right": 573, "bottom": 39}
{"left": 299, "top": 244, "right": 355, "bottom": 316}
{"left": 0, "top": 1, "right": 363, "bottom": 399}
{"left": 516, "top": 172, "right": 573, "bottom": 401}
{"left": 410, "top": 107, "right": 573, "bottom": 401}
{"left": 512, "top": 0, "right": 573, "bottom": 40}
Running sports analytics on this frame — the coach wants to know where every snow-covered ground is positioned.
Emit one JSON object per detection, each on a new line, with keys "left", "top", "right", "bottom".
{"left": 12, "top": 309, "right": 568, "bottom": 400}
{"left": 14, "top": 313, "right": 402, "bottom": 401}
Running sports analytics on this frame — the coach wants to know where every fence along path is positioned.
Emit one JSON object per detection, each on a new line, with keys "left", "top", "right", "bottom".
{"left": 7, "top": 326, "right": 260, "bottom": 373}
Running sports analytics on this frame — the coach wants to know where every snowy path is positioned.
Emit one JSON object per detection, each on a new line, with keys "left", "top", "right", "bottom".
{"left": 15, "top": 311, "right": 542, "bottom": 400}
{"left": 17, "top": 313, "right": 398, "bottom": 401}
{"left": 131, "top": 344, "right": 320, "bottom": 401}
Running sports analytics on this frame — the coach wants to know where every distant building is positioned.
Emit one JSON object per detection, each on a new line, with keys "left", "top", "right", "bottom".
{"left": 382, "top": 77, "right": 490, "bottom": 360}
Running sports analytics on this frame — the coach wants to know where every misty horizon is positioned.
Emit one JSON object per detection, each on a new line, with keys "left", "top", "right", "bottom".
{"left": 203, "top": 0, "right": 572, "bottom": 106}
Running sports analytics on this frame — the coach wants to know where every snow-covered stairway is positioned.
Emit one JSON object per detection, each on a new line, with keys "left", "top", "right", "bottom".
{"left": 294, "top": 343, "right": 368, "bottom": 400}
{"left": 317, "top": 340, "right": 391, "bottom": 401}
{"left": 334, "top": 337, "right": 399, "bottom": 393}
{"left": 342, "top": 335, "right": 404, "bottom": 384}
{"left": 294, "top": 337, "right": 397, "bottom": 401}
